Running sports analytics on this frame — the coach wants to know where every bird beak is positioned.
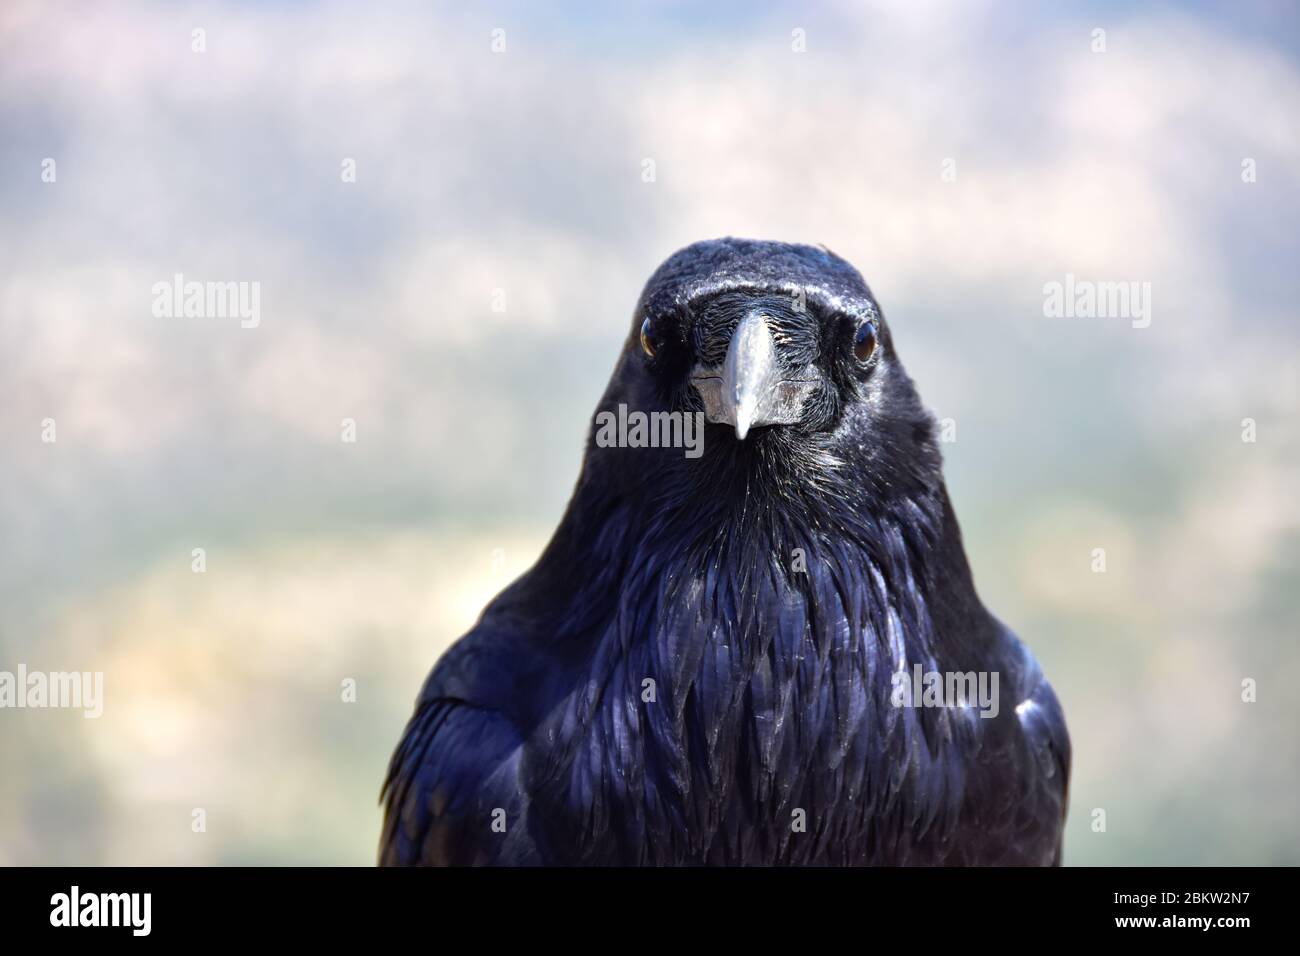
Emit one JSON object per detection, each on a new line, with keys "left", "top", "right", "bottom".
{"left": 689, "top": 313, "right": 817, "bottom": 440}
{"left": 722, "top": 312, "right": 778, "bottom": 440}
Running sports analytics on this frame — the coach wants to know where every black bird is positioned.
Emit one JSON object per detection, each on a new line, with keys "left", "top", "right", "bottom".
{"left": 381, "top": 238, "right": 1070, "bottom": 865}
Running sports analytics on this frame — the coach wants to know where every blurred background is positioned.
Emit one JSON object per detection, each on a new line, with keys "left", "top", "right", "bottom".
{"left": 1, "top": 0, "right": 1297, "bottom": 865}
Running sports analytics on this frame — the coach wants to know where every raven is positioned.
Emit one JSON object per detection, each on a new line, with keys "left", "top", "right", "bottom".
{"left": 381, "top": 238, "right": 1070, "bottom": 866}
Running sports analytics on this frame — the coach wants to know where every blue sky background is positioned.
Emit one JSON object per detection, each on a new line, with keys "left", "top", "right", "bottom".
{"left": 1, "top": 0, "right": 1297, "bottom": 864}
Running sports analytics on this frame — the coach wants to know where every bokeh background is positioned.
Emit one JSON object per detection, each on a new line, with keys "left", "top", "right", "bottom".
{"left": 2, "top": 0, "right": 1297, "bottom": 865}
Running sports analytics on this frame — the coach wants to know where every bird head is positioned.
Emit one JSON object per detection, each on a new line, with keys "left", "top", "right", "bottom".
{"left": 601, "top": 238, "right": 940, "bottom": 503}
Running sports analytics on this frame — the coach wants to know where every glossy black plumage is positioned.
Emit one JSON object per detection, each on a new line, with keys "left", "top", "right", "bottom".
{"left": 381, "top": 238, "right": 1070, "bottom": 866}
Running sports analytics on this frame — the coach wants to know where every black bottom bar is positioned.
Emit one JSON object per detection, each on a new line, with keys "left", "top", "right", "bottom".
{"left": 0, "top": 866, "right": 1282, "bottom": 941}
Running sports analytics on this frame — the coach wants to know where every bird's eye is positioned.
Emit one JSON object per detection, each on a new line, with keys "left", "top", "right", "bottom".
{"left": 640, "top": 316, "right": 657, "bottom": 358}
{"left": 853, "top": 321, "right": 878, "bottom": 363}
